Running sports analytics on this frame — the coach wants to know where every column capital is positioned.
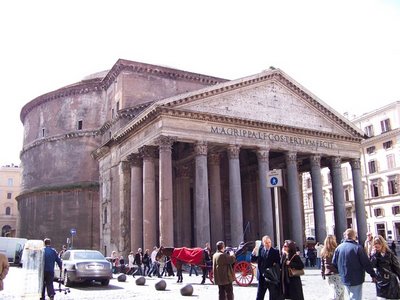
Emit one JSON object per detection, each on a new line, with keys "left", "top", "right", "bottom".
{"left": 127, "top": 153, "right": 142, "bottom": 167}
{"left": 350, "top": 158, "right": 361, "bottom": 170}
{"left": 156, "top": 135, "right": 177, "bottom": 151}
{"left": 139, "top": 145, "right": 158, "bottom": 160}
{"left": 208, "top": 152, "right": 221, "bottom": 165}
{"left": 285, "top": 151, "right": 297, "bottom": 166}
{"left": 176, "top": 164, "right": 192, "bottom": 178}
{"left": 310, "top": 154, "right": 321, "bottom": 168}
{"left": 256, "top": 148, "right": 270, "bottom": 162}
{"left": 330, "top": 156, "right": 342, "bottom": 169}
{"left": 227, "top": 145, "right": 240, "bottom": 159}
{"left": 194, "top": 141, "right": 208, "bottom": 156}
{"left": 120, "top": 160, "right": 131, "bottom": 172}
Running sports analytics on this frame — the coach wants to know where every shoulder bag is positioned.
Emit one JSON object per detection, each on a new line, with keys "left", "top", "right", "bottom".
{"left": 288, "top": 254, "right": 305, "bottom": 277}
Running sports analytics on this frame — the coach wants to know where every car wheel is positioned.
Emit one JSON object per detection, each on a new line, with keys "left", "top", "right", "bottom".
{"left": 101, "top": 279, "right": 110, "bottom": 286}
{"left": 63, "top": 271, "right": 72, "bottom": 287}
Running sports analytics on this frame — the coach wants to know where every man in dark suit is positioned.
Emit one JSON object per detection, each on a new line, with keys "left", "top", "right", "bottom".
{"left": 251, "top": 235, "right": 282, "bottom": 300}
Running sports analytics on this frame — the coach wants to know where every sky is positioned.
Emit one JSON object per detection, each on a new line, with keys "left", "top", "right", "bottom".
{"left": 1, "top": 0, "right": 399, "bottom": 167}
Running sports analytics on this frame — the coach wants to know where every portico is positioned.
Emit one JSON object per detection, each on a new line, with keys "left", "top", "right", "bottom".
{"left": 93, "top": 67, "right": 365, "bottom": 255}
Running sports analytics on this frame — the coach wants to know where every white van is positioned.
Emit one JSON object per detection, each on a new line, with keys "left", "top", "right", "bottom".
{"left": 0, "top": 237, "right": 28, "bottom": 264}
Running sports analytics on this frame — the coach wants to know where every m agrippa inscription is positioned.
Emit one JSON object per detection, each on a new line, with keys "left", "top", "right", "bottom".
{"left": 210, "top": 126, "right": 335, "bottom": 150}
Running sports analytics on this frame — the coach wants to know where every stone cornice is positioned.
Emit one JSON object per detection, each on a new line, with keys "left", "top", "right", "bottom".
{"left": 20, "top": 79, "right": 102, "bottom": 123}
{"left": 21, "top": 130, "right": 99, "bottom": 157}
{"left": 100, "top": 59, "right": 227, "bottom": 90}
{"left": 20, "top": 59, "right": 226, "bottom": 124}
{"left": 360, "top": 128, "right": 400, "bottom": 146}
{"left": 112, "top": 106, "right": 363, "bottom": 145}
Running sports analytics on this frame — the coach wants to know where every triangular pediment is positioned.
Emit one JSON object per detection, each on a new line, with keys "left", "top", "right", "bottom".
{"left": 157, "top": 69, "right": 363, "bottom": 138}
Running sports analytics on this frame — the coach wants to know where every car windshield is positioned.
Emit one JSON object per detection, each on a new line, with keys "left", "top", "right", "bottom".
{"left": 73, "top": 251, "right": 105, "bottom": 260}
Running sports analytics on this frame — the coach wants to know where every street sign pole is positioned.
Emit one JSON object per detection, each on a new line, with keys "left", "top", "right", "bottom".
{"left": 267, "top": 169, "right": 283, "bottom": 249}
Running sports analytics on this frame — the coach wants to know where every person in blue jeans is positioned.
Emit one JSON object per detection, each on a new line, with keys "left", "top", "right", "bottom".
{"left": 41, "top": 238, "right": 62, "bottom": 300}
{"left": 333, "top": 229, "right": 377, "bottom": 300}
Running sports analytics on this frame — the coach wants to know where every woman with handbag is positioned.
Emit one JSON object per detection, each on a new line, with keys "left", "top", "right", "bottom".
{"left": 321, "top": 235, "right": 345, "bottom": 300}
{"left": 370, "top": 235, "right": 400, "bottom": 300}
{"left": 281, "top": 240, "right": 305, "bottom": 300}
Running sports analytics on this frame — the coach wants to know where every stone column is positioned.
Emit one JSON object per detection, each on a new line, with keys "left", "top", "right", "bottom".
{"left": 176, "top": 164, "right": 192, "bottom": 246}
{"left": 228, "top": 145, "right": 244, "bottom": 246}
{"left": 140, "top": 146, "right": 157, "bottom": 250}
{"left": 194, "top": 141, "right": 211, "bottom": 246}
{"left": 257, "top": 148, "right": 274, "bottom": 243}
{"left": 209, "top": 152, "right": 223, "bottom": 247}
{"left": 285, "top": 152, "right": 303, "bottom": 251}
{"left": 128, "top": 154, "right": 143, "bottom": 252}
{"left": 330, "top": 156, "right": 347, "bottom": 241}
{"left": 310, "top": 155, "right": 327, "bottom": 243}
{"left": 351, "top": 158, "right": 368, "bottom": 245}
{"left": 157, "top": 136, "right": 175, "bottom": 247}
{"left": 118, "top": 161, "right": 131, "bottom": 255}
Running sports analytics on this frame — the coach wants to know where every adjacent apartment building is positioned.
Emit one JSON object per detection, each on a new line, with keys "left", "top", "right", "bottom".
{"left": 304, "top": 101, "right": 400, "bottom": 242}
{"left": 0, "top": 164, "right": 22, "bottom": 237}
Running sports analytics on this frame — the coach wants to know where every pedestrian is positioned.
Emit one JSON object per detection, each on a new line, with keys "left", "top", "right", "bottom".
{"left": 364, "top": 232, "right": 374, "bottom": 258}
{"left": 41, "top": 238, "right": 62, "bottom": 300}
{"left": 127, "top": 251, "right": 135, "bottom": 275}
{"left": 201, "top": 242, "right": 212, "bottom": 284}
{"left": 189, "top": 264, "right": 198, "bottom": 276}
{"left": 321, "top": 235, "right": 344, "bottom": 300}
{"left": 148, "top": 246, "right": 161, "bottom": 277}
{"left": 333, "top": 228, "right": 377, "bottom": 300}
{"left": 142, "top": 249, "right": 151, "bottom": 276}
{"left": 134, "top": 248, "right": 143, "bottom": 275}
{"left": 370, "top": 235, "right": 400, "bottom": 299}
{"left": 111, "top": 250, "right": 119, "bottom": 274}
{"left": 58, "top": 245, "right": 67, "bottom": 258}
{"left": 390, "top": 240, "right": 397, "bottom": 256}
{"left": 212, "top": 241, "right": 236, "bottom": 300}
{"left": 281, "top": 240, "right": 305, "bottom": 300}
{"left": 251, "top": 235, "right": 282, "bottom": 300}
{"left": 315, "top": 242, "right": 323, "bottom": 269}
{"left": 0, "top": 252, "right": 9, "bottom": 291}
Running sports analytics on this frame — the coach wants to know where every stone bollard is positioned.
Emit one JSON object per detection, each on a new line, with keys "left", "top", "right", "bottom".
{"left": 117, "top": 274, "right": 127, "bottom": 282}
{"left": 135, "top": 276, "right": 146, "bottom": 285}
{"left": 155, "top": 279, "right": 167, "bottom": 291}
{"left": 180, "top": 284, "right": 194, "bottom": 296}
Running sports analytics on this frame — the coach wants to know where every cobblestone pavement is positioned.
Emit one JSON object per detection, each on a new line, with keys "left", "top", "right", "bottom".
{"left": 2, "top": 266, "right": 377, "bottom": 299}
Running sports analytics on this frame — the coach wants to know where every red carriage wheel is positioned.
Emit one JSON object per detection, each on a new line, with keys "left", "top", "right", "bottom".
{"left": 234, "top": 261, "right": 254, "bottom": 287}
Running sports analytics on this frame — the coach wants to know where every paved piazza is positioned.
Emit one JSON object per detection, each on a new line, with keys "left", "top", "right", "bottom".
{"left": 2, "top": 266, "right": 377, "bottom": 300}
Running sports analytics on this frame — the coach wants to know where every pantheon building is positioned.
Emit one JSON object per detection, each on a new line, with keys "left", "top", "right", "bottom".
{"left": 18, "top": 59, "right": 367, "bottom": 255}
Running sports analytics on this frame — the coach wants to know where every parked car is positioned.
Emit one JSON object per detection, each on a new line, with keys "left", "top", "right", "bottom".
{"left": 55, "top": 249, "right": 112, "bottom": 287}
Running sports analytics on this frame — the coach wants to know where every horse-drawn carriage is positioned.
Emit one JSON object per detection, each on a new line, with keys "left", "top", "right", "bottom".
{"left": 157, "top": 241, "right": 256, "bottom": 287}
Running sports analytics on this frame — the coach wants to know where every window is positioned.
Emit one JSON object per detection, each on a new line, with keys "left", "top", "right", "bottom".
{"left": 327, "top": 172, "right": 332, "bottom": 184}
{"left": 364, "top": 125, "right": 374, "bottom": 137}
{"left": 381, "top": 119, "right": 391, "bottom": 133}
{"left": 7, "top": 178, "right": 13, "bottom": 186}
{"left": 77, "top": 120, "right": 83, "bottom": 130}
{"left": 388, "top": 176, "right": 398, "bottom": 195}
{"left": 368, "top": 160, "right": 377, "bottom": 174}
{"left": 6, "top": 193, "right": 11, "bottom": 199}
{"left": 116, "top": 101, "right": 120, "bottom": 111}
{"left": 341, "top": 166, "right": 349, "bottom": 181}
{"left": 306, "top": 178, "right": 312, "bottom": 189}
{"left": 366, "top": 146, "right": 376, "bottom": 154}
{"left": 374, "top": 208, "right": 384, "bottom": 217}
{"left": 111, "top": 108, "right": 114, "bottom": 119}
{"left": 371, "top": 180, "right": 380, "bottom": 197}
{"left": 393, "top": 206, "right": 400, "bottom": 215}
{"left": 344, "top": 189, "right": 350, "bottom": 201}
{"left": 42, "top": 128, "right": 45, "bottom": 137}
{"left": 5, "top": 207, "right": 10, "bottom": 216}
{"left": 387, "top": 154, "right": 396, "bottom": 169}
{"left": 307, "top": 193, "right": 313, "bottom": 209}
{"left": 383, "top": 140, "right": 393, "bottom": 150}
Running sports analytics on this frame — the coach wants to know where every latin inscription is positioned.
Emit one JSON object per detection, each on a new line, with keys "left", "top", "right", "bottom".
{"left": 211, "top": 126, "right": 334, "bottom": 149}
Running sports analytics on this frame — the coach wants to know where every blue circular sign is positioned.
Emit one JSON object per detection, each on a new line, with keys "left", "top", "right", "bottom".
{"left": 70, "top": 228, "right": 76, "bottom": 235}
{"left": 270, "top": 177, "right": 279, "bottom": 186}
